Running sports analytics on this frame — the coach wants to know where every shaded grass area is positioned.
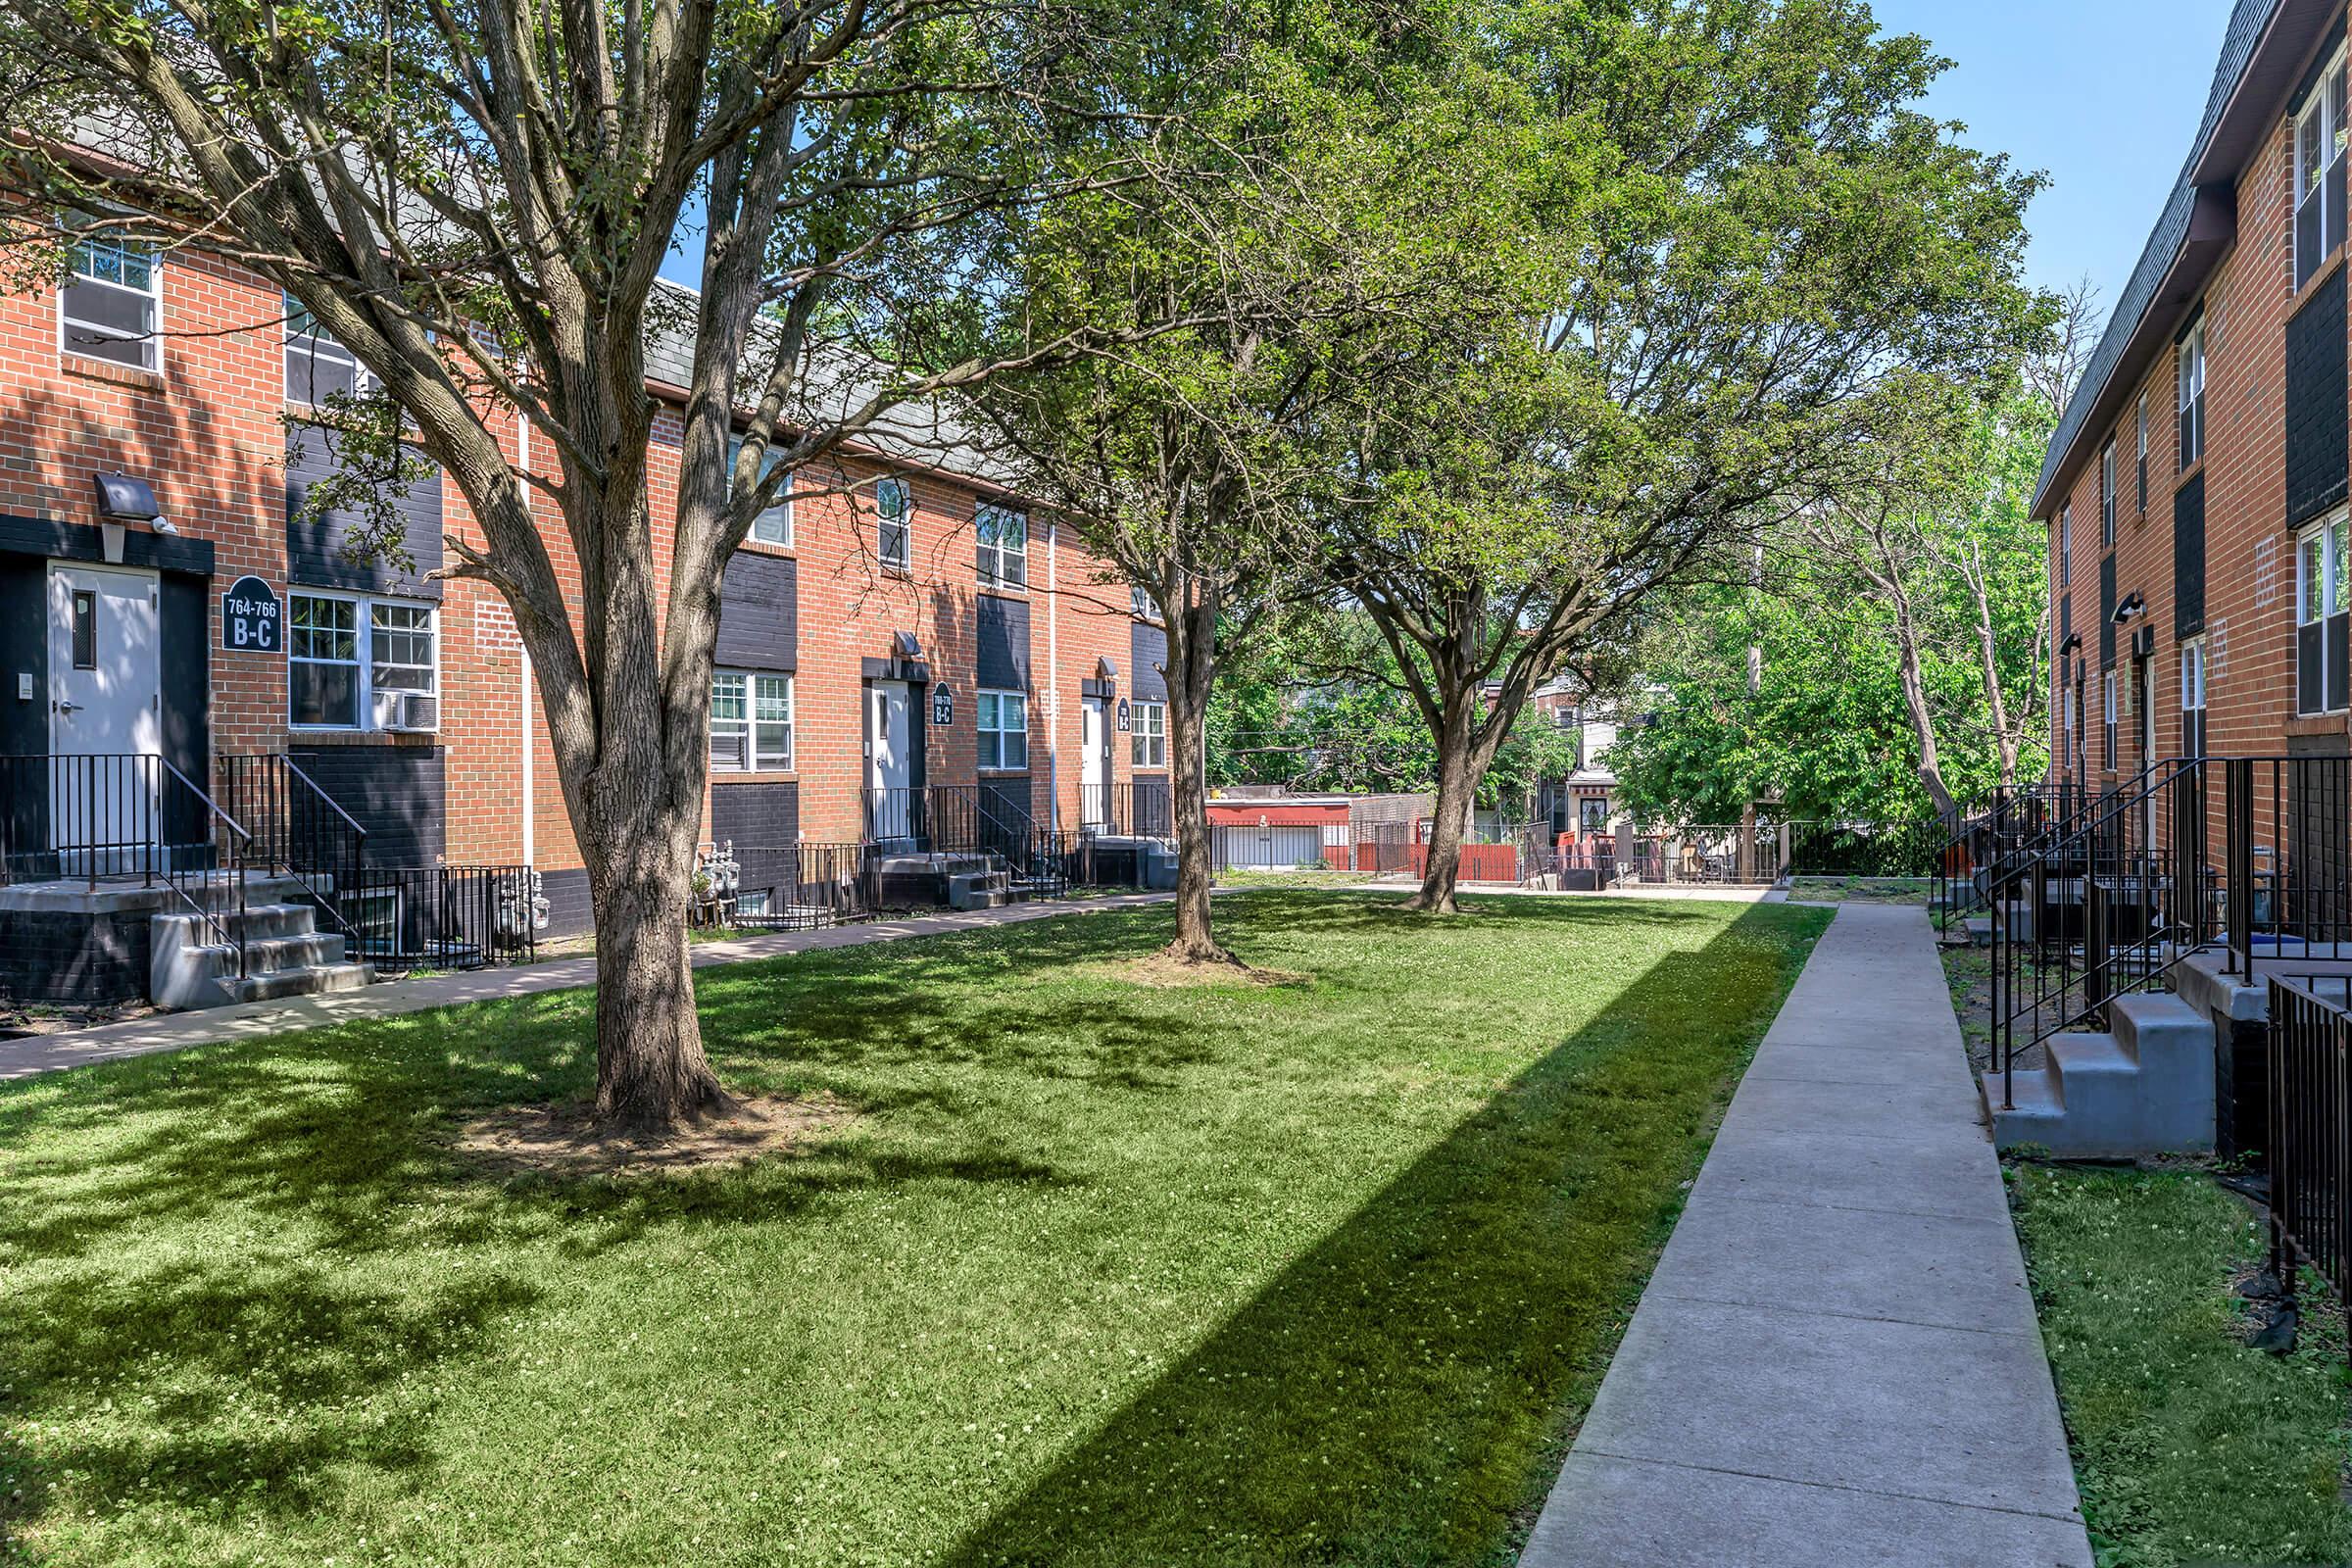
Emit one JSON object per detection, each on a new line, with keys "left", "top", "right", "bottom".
{"left": 1210, "top": 869, "right": 1390, "bottom": 890}
{"left": 1787, "top": 874, "right": 1932, "bottom": 906}
{"left": 0, "top": 893, "right": 1827, "bottom": 1567}
{"left": 2011, "top": 1163, "right": 2352, "bottom": 1568}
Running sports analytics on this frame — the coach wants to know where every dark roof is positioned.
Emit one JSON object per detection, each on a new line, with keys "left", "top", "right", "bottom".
{"left": 2033, "top": 0, "right": 2290, "bottom": 517}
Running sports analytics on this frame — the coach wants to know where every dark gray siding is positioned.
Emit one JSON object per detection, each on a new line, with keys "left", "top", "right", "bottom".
{"left": 284, "top": 425, "right": 445, "bottom": 599}
{"left": 159, "top": 574, "right": 213, "bottom": 848}
{"left": 2099, "top": 555, "right": 2117, "bottom": 669}
{"left": 976, "top": 594, "right": 1030, "bottom": 690}
{"left": 2286, "top": 267, "right": 2349, "bottom": 530}
{"left": 1131, "top": 620, "right": 1168, "bottom": 703}
{"left": 980, "top": 776, "right": 1033, "bottom": 825}
{"left": 715, "top": 552, "right": 798, "bottom": 671}
{"left": 288, "top": 746, "right": 447, "bottom": 866}
{"left": 2174, "top": 473, "right": 2205, "bottom": 639}
{"left": 710, "top": 781, "right": 801, "bottom": 910}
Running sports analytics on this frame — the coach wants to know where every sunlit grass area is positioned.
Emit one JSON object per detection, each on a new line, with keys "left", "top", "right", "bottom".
{"left": 0, "top": 892, "right": 1827, "bottom": 1567}
{"left": 2011, "top": 1163, "right": 2352, "bottom": 1568}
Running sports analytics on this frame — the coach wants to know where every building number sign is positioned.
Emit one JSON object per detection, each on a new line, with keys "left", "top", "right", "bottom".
{"left": 220, "top": 575, "right": 282, "bottom": 654}
{"left": 931, "top": 685, "right": 956, "bottom": 726}
{"left": 1116, "top": 698, "right": 1131, "bottom": 733}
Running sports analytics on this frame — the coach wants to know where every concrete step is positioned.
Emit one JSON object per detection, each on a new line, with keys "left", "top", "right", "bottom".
{"left": 221, "top": 961, "right": 375, "bottom": 1004}
{"left": 1983, "top": 998, "right": 2218, "bottom": 1158}
{"left": 240, "top": 931, "right": 349, "bottom": 970}
{"left": 1984, "top": 1057, "right": 2067, "bottom": 1148}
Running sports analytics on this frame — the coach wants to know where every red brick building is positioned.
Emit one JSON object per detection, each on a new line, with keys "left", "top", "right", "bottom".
{"left": 2038, "top": 1, "right": 2351, "bottom": 793}
{"left": 0, "top": 233, "right": 1173, "bottom": 952}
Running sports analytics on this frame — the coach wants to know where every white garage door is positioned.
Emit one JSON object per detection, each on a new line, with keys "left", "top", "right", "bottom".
{"left": 1219, "top": 824, "right": 1325, "bottom": 870}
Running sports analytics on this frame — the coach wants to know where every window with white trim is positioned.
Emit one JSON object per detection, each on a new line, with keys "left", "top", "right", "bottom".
{"left": 729, "top": 436, "right": 792, "bottom": 546}
{"left": 61, "top": 232, "right": 161, "bottom": 371}
{"left": 2297, "top": 42, "right": 2350, "bottom": 289}
{"left": 1130, "top": 700, "right": 1166, "bottom": 767}
{"left": 2181, "top": 637, "right": 2207, "bottom": 758}
{"left": 2135, "top": 392, "right": 2148, "bottom": 512}
{"left": 288, "top": 592, "right": 440, "bottom": 729}
{"left": 2298, "top": 510, "right": 2351, "bottom": 714}
{"left": 1132, "top": 583, "right": 1162, "bottom": 620}
{"left": 2058, "top": 504, "right": 2071, "bottom": 583}
{"left": 284, "top": 293, "right": 375, "bottom": 406}
{"left": 710, "top": 670, "right": 793, "bottom": 771}
{"left": 2099, "top": 439, "right": 2116, "bottom": 547}
{"left": 2102, "top": 670, "right": 2117, "bottom": 772}
{"left": 976, "top": 504, "right": 1027, "bottom": 587}
{"left": 977, "top": 689, "right": 1028, "bottom": 770}
{"left": 2061, "top": 685, "right": 2077, "bottom": 776}
{"left": 2178, "top": 318, "right": 2206, "bottom": 470}
{"left": 876, "top": 477, "right": 911, "bottom": 570}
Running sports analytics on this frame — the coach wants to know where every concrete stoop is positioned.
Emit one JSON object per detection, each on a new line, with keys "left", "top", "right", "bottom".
{"left": 1984, "top": 991, "right": 2216, "bottom": 1157}
{"left": 151, "top": 891, "right": 373, "bottom": 1010}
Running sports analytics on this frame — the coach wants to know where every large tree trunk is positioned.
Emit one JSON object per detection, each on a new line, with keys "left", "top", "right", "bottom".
{"left": 588, "top": 861, "right": 732, "bottom": 1129}
{"left": 1408, "top": 696, "right": 1481, "bottom": 915}
{"left": 1161, "top": 587, "right": 1233, "bottom": 963}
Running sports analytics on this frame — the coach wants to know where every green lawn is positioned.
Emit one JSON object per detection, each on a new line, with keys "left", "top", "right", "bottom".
{"left": 2010, "top": 1163, "right": 2352, "bottom": 1568}
{"left": 0, "top": 892, "right": 1827, "bottom": 1568}
{"left": 1787, "top": 874, "right": 1933, "bottom": 905}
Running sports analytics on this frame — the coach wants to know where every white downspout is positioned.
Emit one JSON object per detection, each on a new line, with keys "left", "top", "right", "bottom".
{"left": 516, "top": 413, "right": 535, "bottom": 869}
{"left": 1047, "top": 516, "right": 1060, "bottom": 827}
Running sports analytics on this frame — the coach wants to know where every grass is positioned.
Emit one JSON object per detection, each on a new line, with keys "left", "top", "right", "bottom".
{"left": 2010, "top": 1162, "right": 2352, "bottom": 1568}
{"left": 1211, "top": 868, "right": 1386, "bottom": 890}
{"left": 1787, "top": 874, "right": 1933, "bottom": 905}
{"left": 0, "top": 891, "right": 1828, "bottom": 1568}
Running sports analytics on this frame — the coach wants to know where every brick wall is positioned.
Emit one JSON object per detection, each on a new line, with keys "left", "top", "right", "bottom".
{"left": 0, "top": 230, "right": 1164, "bottom": 888}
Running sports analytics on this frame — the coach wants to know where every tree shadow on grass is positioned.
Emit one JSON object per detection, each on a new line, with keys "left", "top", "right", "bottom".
{"left": 932, "top": 902, "right": 1830, "bottom": 1568}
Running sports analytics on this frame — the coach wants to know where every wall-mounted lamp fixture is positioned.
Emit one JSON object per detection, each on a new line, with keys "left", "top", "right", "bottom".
{"left": 2111, "top": 592, "right": 2146, "bottom": 626}
{"left": 91, "top": 472, "right": 175, "bottom": 564}
{"left": 2059, "top": 632, "right": 2084, "bottom": 658}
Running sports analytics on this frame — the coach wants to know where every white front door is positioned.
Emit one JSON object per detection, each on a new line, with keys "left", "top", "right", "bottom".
{"left": 47, "top": 564, "right": 163, "bottom": 863}
{"left": 866, "top": 682, "right": 912, "bottom": 789}
{"left": 1080, "top": 696, "right": 1109, "bottom": 825}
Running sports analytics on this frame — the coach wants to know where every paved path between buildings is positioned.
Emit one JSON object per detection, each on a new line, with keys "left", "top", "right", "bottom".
{"left": 0, "top": 891, "right": 1179, "bottom": 1084}
{"left": 1521, "top": 902, "right": 2093, "bottom": 1568}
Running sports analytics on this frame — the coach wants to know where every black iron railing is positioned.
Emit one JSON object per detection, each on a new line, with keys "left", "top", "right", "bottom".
{"left": 1078, "top": 780, "right": 1174, "bottom": 839}
{"left": 2266, "top": 973, "right": 2352, "bottom": 1328}
{"left": 336, "top": 864, "right": 539, "bottom": 970}
{"left": 1933, "top": 783, "right": 2094, "bottom": 931}
{"left": 218, "top": 753, "right": 368, "bottom": 941}
{"left": 0, "top": 753, "right": 253, "bottom": 973}
{"left": 1619, "top": 824, "right": 1788, "bottom": 887}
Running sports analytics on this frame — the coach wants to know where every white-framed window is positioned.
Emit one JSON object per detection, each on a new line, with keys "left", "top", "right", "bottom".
{"left": 1132, "top": 583, "right": 1162, "bottom": 620}
{"left": 288, "top": 592, "right": 440, "bottom": 730}
{"left": 284, "top": 293, "right": 375, "bottom": 406}
{"left": 2135, "top": 392, "right": 2148, "bottom": 512}
{"left": 1130, "top": 700, "right": 1166, "bottom": 767}
{"left": 876, "top": 477, "right": 911, "bottom": 570}
{"left": 2297, "top": 510, "right": 2351, "bottom": 714}
{"left": 2062, "top": 685, "right": 2077, "bottom": 775}
{"left": 710, "top": 670, "right": 793, "bottom": 771}
{"left": 976, "top": 504, "right": 1027, "bottom": 588}
{"left": 729, "top": 435, "right": 792, "bottom": 546}
{"left": 2102, "top": 669, "right": 2118, "bottom": 771}
{"left": 61, "top": 231, "right": 161, "bottom": 371}
{"left": 2099, "top": 439, "right": 2116, "bottom": 547}
{"left": 2181, "top": 636, "right": 2208, "bottom": 757}
{"left": 2297, "top": 42, "right": 2350, "bottom": 289}
{"left": 2178, "top": 318, "right": 2206, "bottom": 470}
{"left": 977, "top": 689, "right": 1028, "bottom": 770}
{"left": 2058, "top": 504, "right": 2071, "bottom": 583}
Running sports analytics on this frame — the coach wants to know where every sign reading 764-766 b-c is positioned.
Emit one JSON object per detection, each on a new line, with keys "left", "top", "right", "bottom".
{"left": 221, "top": 575, "right": 282, "bottom": 654}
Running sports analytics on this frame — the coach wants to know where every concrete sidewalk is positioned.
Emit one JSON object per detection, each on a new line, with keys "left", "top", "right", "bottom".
{"left": 0, "top": 891, "right": 1177, "bottom": 1084}
{"left": 1522, "top": 903, "right": 2091, "bottom": 1568}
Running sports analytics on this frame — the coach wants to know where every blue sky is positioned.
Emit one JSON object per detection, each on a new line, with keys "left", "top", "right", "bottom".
{"left": 1873, "top": 0, "right": 2230, "bottom": 306}
{"left": 663, "top": 1, "right": 2229, "bottom": 310}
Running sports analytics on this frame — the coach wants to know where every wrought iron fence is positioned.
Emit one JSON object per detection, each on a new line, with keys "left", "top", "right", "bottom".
{"left": 337, "top": 864, "right": 539, "bottom": 970}
{"left": 1788, "top": 819, "right": 1943, "bottom": 879}
{"left": 1078, "top": 780, "right": 1175, "bottom": 838}
{"left": 2266, "top": 973, "right": 2352, "bottom": 1331}
{"left": 1619, "top": 825, "right": 1788, "bottom": 887}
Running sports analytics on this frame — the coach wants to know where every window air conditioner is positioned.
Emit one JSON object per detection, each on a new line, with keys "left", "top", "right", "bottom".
{"left": 373, "top": 691, "right": 440, "bottom": 732}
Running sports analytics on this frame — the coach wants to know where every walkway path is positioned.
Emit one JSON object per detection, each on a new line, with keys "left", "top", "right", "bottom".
{"left": 1521, "top": 902, "right": 2092, "bottom": 1567}
{"left": 0, "top": 891, "right": 1176, "bottom": 1083}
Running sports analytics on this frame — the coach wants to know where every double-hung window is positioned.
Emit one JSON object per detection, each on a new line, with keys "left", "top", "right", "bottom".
{"left": 977, "top": 690, "right": 1028, "bottom": 770}
{"left": 976, "top": 505, "right": 1028, "bottom": 587}
{"left": 2099, "top": 440, "right": 2117, "bottom": 547}
{"left": 1132, "top": 583, "right": 1163, "bottom": 621}
{"left": 284, "top": 294, "right": 374, "bottom": 406}
{"left": 710, "top": 671, "right": 792, "bottom": 771}
{"left": 728, "top": 436, "right": 793, "bottom": 546}
{"left": 2297, "top": 43, "right": 2350, "bottom": 289}
{"left": 2178, "top": 318, "right": 2207, "bottom": 469}
{"left": 2181, "top": 637, "right": 2208, "bottom": 758}
{"left": 2103, "top": 670, "right": 2118, "bottom": 772}
{"left": 2061, "top": 686, "right": 2077, "bottom": 776}
{"left": 289, "top": 593, "right": 440, "bottom": 730}
{"left": 1130, "top": 700, "right": 1167, "bottom": 767}
{"left": 2298, "top": 510, "right": 2351, "bottom": 714}
{"left": 61, "top": 231, "right": 161, "bottom": 371}
{"left": 2058, "top": 504, "right": 2071, "bottom": 583}
{"left": 876, "top": 477, "right": 911, "bottom": 571}
{"left": 2135, "top": 394, "right": 2148, "bottom": 513}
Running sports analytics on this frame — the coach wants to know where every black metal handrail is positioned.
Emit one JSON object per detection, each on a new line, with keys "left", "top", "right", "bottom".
{"left": 217, "top": 754, "right": 369, "bottom": 944}
{"left": 0, "top": 753, "right": 255, "bottom": 976}
{"left": 1078, "top": 780, "right": 1174, "bottom": 840}
{"left": 337, "top": 864, "right": 538, "bottom": 970}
